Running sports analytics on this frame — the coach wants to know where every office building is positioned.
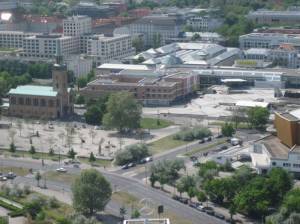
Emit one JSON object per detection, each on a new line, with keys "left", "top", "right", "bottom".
{"left": 63, "top": 16, "right": 92, "bottom": 37}
{"left": 70, "top": 2, "right": 117, "bottom": 18}
{"left": 248, "top": 10, "right": 300, "bottom": 25}
{"left": 21, "top": 34, "right": 79, "bottom": 60}
{"left": 87, "top": 34, "right": 135, "bottom": 66}
{"left": 128, "top": 15, "right": 184, "bottom": 46}
{"left": 65, "top": 55, "right": 93, "bottom": 78}
{"left": 251, "top": 109, "right": 300, "bottom": 175}
{"left": 8, "top": 64, "right": 73, "bottom": 119}
{"left": 80, "top": 71, "right": 198, "bottom": 106}
{"left": 186, "top": 16, "right": 223, "bottom": 32}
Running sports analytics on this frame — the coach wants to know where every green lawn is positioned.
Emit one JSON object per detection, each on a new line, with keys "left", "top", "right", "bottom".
{"left": 184, "top": 139, "right": 227, "bottom": 157}
{"left": 78, "top": 157, "right": 112, "bottom": 167}
{"left": 0, "top": 149, "right": 68, "bottom": 161}
{"left": 140, "top": 117, "right": 173, "bottom": 129}
{"left": 148, "top": 135, "right": 189, "bottom": 154}
{"left": 44, "top": 171, "right": 78, "bottom": 184}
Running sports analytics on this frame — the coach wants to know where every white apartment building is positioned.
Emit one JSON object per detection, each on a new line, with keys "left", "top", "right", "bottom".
{"left": 239, "top": 32, "right": 300, "bottom": 50}
{"left": 63, "top": 15, "right": 92, "bottom": 37}
{"left": 66, "top": 55, "right": 93, "bottom": 77}
{"left": 21, "top": 34, "right": 79, "bottom": 60}
{"left": 0, "top": 31, "right": 38, "bottom": 49}
{"left": 186, "top": 16, "right": 223, "bottom": 32}
{"left": 87, "top": 34, "right": 135, "bottom": 66}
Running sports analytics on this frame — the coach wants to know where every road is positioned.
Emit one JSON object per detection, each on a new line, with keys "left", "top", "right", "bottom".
{"left": 0, "top": 157, "right": 225, "bottom": 224}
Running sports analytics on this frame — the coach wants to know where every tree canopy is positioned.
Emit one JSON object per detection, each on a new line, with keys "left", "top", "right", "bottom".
{"left": 247, "top": 107, "right": 270, "bottom": 130}
{"left": 102, "top": 92, "right": 142, "bottom": 132}
{"left": 72, "top": 169, "right": 112, "bottom": 216}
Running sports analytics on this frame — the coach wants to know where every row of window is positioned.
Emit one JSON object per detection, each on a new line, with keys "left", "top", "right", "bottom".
{"left": 10, "top": 97, "right": 59, "bottom": 107}
{"left": 272, "top": 162, "right": 300, "bottom": 168}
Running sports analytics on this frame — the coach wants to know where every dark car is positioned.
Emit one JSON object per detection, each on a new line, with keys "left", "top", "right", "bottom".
{"left": 172, "top": 195, "right": 180, "bottom": 201}
{"left": 5, "top": 172, "right": 16, "bottom": 179}
{"left": 206, "top": 210, "right": 215, "bottom": 216}
{"left": 215, "top": 213, "right": 225, "bottom": 220}
{"left": 216, "top": 134, "right": 223, "bottom": 138}
{"left": 206, "top": 136, "right": 212, "bottom": 142}
{"left": 188, "top": 201, "right": 201, "bottom": 208}
{"left": 199, "top": 139, "right": 205, "bottom": 144}
{"left": 179, "top": 198, "right": 188, "bottom": 204}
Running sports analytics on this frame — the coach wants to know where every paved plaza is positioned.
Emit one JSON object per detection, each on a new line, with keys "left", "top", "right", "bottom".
{"left": 0, "top": 118, "right": 179, "bottom": 158}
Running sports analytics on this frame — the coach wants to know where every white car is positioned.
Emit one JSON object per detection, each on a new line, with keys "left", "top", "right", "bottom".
{"left": 56, "top": 167, "right": 67, "bottom": 173}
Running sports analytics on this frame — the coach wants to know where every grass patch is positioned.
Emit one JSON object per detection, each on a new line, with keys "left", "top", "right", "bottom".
{"left": 78, "top": 157, "right": 112, "bottom": 168}
{"left": 209, "top": 121, "right": 250, "bottom": 129}
{"left": 140, "top": 117, "right": 173, "bottom": 129}
{"left": 148, "top": 135, "right": 189, "bottom": 154}
{"left": 0, "top": 167, "right": 29, "bottom": 176}
{"left": 0, "top": 149, "right": 67, "bottom": 161}
{"left": 112, "top": 191, "right": 192, "bottom": 224}
{"left": 184, "top": 140, "right": 227, "bottom": 157}
{"left": 44, "top": 171, "right": 78, "bottom": 184}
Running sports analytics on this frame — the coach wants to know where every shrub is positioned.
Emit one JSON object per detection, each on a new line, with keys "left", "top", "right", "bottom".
{"left": 115, "top": 144, "right": 150, "bottom": 166}
{"left": 48, "top": 197, "right": 60, "bottom": 209}
{"left": 173, "top": 127, "right": 211, "bottom": 141}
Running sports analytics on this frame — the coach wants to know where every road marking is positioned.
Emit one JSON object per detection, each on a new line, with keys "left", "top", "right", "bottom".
{"left": 122, "top": 171, "right": 138, "bottom": 177}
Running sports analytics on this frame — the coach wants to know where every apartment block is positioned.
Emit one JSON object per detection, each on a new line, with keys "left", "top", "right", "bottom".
{"left": 0, "top": 31, "right": 38, "bottom": 49}
{"left": 87, "top": 34, "right": 135, "bottom": 66}
{"left": 63, "top": 15, "right": 92, "bottom": 37}
{"left": 21, "top": 34, "right": 79, "bottom": 60}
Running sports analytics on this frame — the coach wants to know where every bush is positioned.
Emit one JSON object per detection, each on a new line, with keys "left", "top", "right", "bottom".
{"left": 48, "top": 197, "right": 60, "bottom": 209}
{"left": 173, "top": 127, "right": 211, "bottom": 141}
{"left": 115, "top": 144, "right": 150, "bottom": 166}
{"left": 29, "top": 145, "right": 36, "bottom": 154}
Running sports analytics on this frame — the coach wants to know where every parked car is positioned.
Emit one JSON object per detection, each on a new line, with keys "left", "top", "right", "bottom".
{"left": 179, "top": 198, "right": 188, "bottom": 204}
{"left": 172, "top": 195, "right": 180, "bottom": 201}
{"left": 199, "top": 139, "right": 205, "bottom": 144}
{"left": 206, "top": 136, "right": 212, "bottom": 142}
{"left": 215, "top": 213, "right": 225, "bottom": 220}
{"left": 196, "top": 205, "right": 205, "bottom": 212}
{"left": 206, "top": 210, "right": 215, "bottom": 216}
{"left": 121, "top": 163, "right": 136, "bottom": 170}
{"left": 5, "top": 172, "right": 16, "bottom": 179}
{"left": 56, "top": 167, "right": 67, "bottom": 173}
{"left": 216, "top": 134, "right": 223, "bottom": 138}
{"left": 188, "top": 202, "right": 201, "bottom": 208}
{"left": 0, "top": 176, "right": 7, "bottom": 181}
{"left": 140, "top": 156, "right": 153, "bottom": 164}
{"left": 73, "top": 164, "right": 80, "bottom": 168}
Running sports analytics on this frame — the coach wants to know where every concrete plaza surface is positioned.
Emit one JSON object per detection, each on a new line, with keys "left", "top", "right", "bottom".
{"left": 143, "top": 88, "right": 278, "bottom": 117}
{"left": 0, "top": 118, "right": 179, "bottom": 158}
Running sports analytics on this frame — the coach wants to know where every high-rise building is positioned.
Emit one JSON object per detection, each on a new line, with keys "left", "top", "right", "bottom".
{"left": 63, "top": 15, "right": 92, "bottom": 37}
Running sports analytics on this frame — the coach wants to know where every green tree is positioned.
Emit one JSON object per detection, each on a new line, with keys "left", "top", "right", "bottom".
{"left": 35, "top": 171, "right": 41, "bottom": 187}
{"left": 221, "top": 122, "right": 235, "bottom": 137}
{"left": 89, "top": 152, "right": 96, "bottom": 163}
{"left": 67, "top": 148, "right": 77, "bottom": 159}
{"left": 196, "top": 191, "right": 207, "bottom": 202}
{"left": 103, "top": 92, "right": 142, "bottom": 133}
{"left": 191, "top": 33, "right": 201, "bottom": 41}
{"left": 9, "top": 142, "right": 16, "bottom": 153}
{"left": 188, "top": 187, "right": 197, "bottom": 201}
{"left": 24, "top": 198, "right": 43, "bottom": 219}
{"left": 247, "top": 107, "right": 270, "bottom": 130}
{"left": 72, "top": 169, "right": 112, "bottom": 216}
{"left": 76, "top": 76, "right": 88, "bottom": 88}
{"left": 131, "top": 209, "right": 140, "bottom": 218}
{"left": 176, "top": 181, "right": 185, "bottom": 197}
{"left": 30, "top": 145, "right": 36, "bottom": 154}
{"left": 115, "top": 144, "right": 150, "bottom": 165}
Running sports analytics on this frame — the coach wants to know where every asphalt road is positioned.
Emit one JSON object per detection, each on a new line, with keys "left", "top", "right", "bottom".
{"left": 0, "top": 157, "right": 225, "bottom": 224}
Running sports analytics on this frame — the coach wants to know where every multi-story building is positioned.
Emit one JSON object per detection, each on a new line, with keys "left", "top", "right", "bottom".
{"left": 270, "top": 44, "right": 300, "bottom": 69}
{"left": 63, "top": 16, "right": 92, "bottom": 37}
{"left": 21, "top": 34, "right": 79, "bottom": 60}
{"left": 8, "top": 64, "right": 73, "bottom": 119}
{"left": 251, "top": 109, "right": 300, "bottom": 175}
{"left": 186, "top": 16, "right": 223, "bottom": 32}
{"left": 87, "top": 34, "right": 135, "bottom": 66}
{"left": 0, "top": 31, "right": 38, "bottom": 49}
{"left": 239, "top": 32, "right": 300, "bottom": 50}
{"left": 65, "top": 55, "right": 93, "bottom": 78}
{"left": 80, "top": 72, "right": 198, "bottom": 106}
{"left": 128, "top": 15, "right": 184, "bottom": 46}
{"left": 248, "top": 9, "right": 300, "bottom": 25}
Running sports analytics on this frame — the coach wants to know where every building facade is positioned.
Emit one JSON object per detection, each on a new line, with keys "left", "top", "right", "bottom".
{"left": 63, "top": 16, "right": 92, "bottom": 37}
{"left": 8, "top": 64, "right": 73, "bottom": 119}
{"left": 65, "top": 55, "right": 93, "bottom": 77}
{"left": 128, "top": 15, "right": 184, "bottom": 46}
{"left": 248, "top": 10, "right": 300, "bottom": 25}
{"left": 21, "top": 34, "right": 79, "bottom": 60}
{"left": 87, "top": 34, "right": 135, "bottom": 66}
{"left": 0, "top": 31, "right": 38, "bottom": 49}
{"left": 186, "top": 16, "right": 223, "bottom": 32}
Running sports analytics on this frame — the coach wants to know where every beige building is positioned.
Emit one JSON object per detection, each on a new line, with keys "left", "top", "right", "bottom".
{"left": 0, "top": 31, "right": 38, "bottom": 49}
{"left": 8, "top": 64, "right": 74, "bottom": 119}
{"left": 63, "top": 15, "right": 92, "bottom": 37}
{"left": 87, "top": 34, "right": 135, "bottom": 66}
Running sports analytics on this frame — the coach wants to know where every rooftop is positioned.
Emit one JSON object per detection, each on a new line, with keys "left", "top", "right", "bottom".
{"left": 261, "top": 135, "right": 290, "bottom": 159}
{"left": 98, "top": 63, "right": 152, "bottom": 71}
{"left": 235, "top": 100, "right": 269, "bottom": 108}
{"left": 8, "top": 85, "right": 57, "bottom": 97}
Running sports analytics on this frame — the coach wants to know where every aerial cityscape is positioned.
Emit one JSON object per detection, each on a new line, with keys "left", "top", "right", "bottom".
{"left": 0, "top": 0, "right": 300, "bottom": 224}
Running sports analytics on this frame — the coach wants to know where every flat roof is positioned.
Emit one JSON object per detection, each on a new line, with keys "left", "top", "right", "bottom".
{"left": 9, "top": 85, "right": 57, "bottom": 97}
{"left": 290, "top": 108, "right": 300, "bottom": 120}
{"left": 236, "top": 101, "right": 269, "bottom": 108}
{"left": 221, "top": 79, "right": 247, "bottom": 83}
{"left": 98, "top": 63, "right": 152, "bottom": 71}
{"left": 261, "top": 135, "right": 290, "bottom": 159}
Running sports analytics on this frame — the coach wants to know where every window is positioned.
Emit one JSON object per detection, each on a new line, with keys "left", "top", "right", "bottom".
{"left": 11, "top": 97, "right": 16, "bottom": 105}
{"left": 25, "top": 98, "right": 31, "bottom": 105}
{"left": 272, "top": 162, "right": 276, "bottom": 166}
{"left": 18, "top": 97, "right": 24, "bottom": 105}
{"left": 33, "top": 98, "right": 39, "bottom": 106}
{"left": 283, "top": 163, "right": 291, "bottom": 167}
